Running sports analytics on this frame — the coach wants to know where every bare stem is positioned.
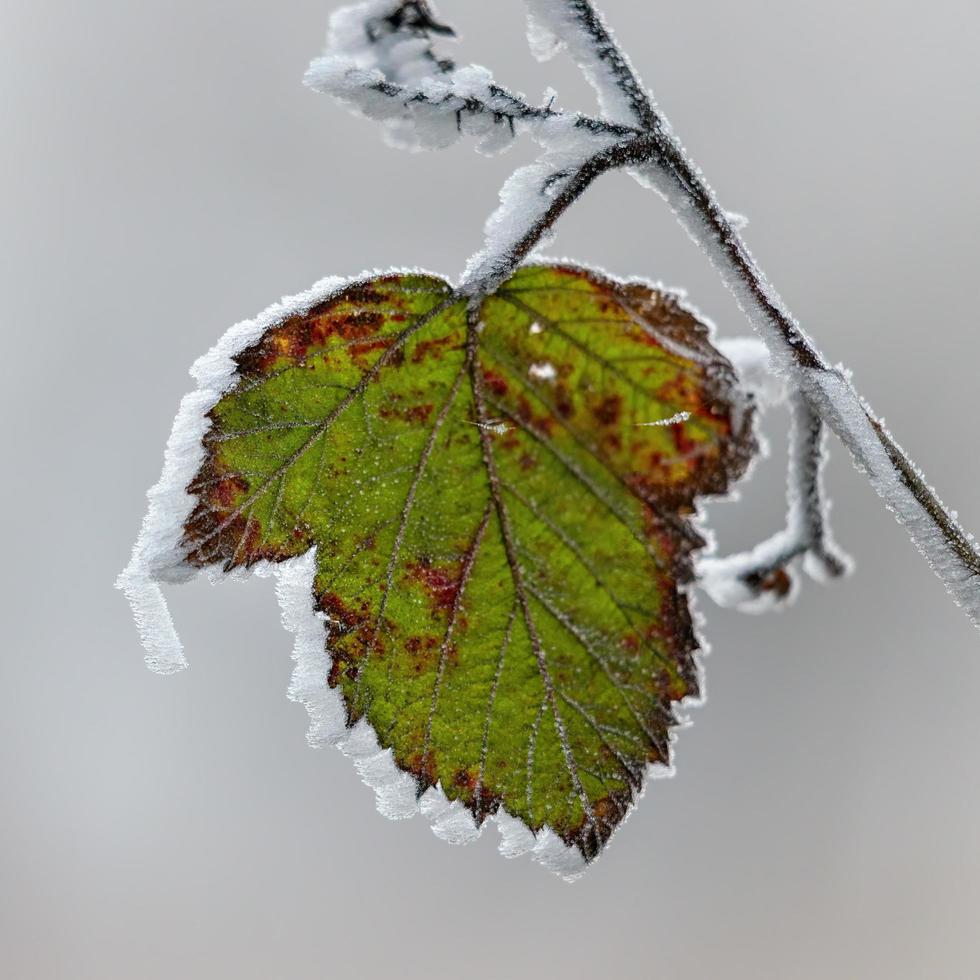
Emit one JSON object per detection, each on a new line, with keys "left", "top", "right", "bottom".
{"left": 789, "top": 394, "right": 849, "bottom": 581}
{"left": 699, "top": 390, "right": 850, "bottom": 608}
{"left": 551, "top": 0, "right": 658, "bottom": 130}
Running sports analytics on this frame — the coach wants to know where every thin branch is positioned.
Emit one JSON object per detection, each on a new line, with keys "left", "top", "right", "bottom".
{"left": 460, "top": 134, "right": 655, "bottom": 292}
{"left": 698, "top": 389, "right": 850, "bottom": 610}
{"left": 305, "top": 0, "right": 637, "bottom": 153}
{"left": 789, "top": 395, "right": 850, "bottom": 582}
{"left": 525, "top": 0, "right": 657, "bottom": 131}
{"left": 311, "top": 65, "right": 636, "bottom": 143}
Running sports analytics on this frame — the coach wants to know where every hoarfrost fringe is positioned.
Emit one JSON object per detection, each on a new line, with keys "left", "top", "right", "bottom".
{"left": 274, "top": 545, "right": 688, "bottom": 879}
{"left": 275, "top": 549, "right": 591, "bottom": 880}
{"left": 699, "top": 385, "right": 851, "bottom": 612}
{"left": 304, "top": 0, "right": 630, "bottom": 155}
{"left": 118, "top": 270, "right": 395, "bottom": 674}
{"left": 523, "top": 0, "right": 657, "bottom": 130}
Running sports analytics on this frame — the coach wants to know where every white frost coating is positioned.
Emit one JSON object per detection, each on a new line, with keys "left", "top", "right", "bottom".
{"left": 277, "top": 552, "right": 349, "bottom": 747}
{"left": 528, "top": 361, "right": 557, "bottom": 381}
{"left": 305, "top": 1, "right": 537, "bottom": 155}
{"left": 805, "top": 368, "right": 980, "bottom": 626}
{"left": 717, "top": 336, "right": 787, "bottom": 411}
{"left": 698, "top": 538, "right": 800, "bottom": 614}
{"left": 698, "top": 382, "right": 851, "bottom": 613}
{"left": 325, "top": 0, "right": 437, "bottom": 87}
{"left": 419, "top": 790, "right": 480, "bottom": 845}
{"left": 116, "top": 572, "right": 187, "bottom": 674}
{"left": 116, "top": 272, "right": 356, "bottom": 673}
{"left": 523, "top": 0, "right": 648, "bottom": 128}
{"left": 461, "top": 116, "right": 620, "bottom": 289}
{"left": 274, "top": 549, "right": 595, "bottom": 878}
{"left": 725, "top": 210, "right": 750, "bottom": 232}
{"left": 526, "top": 9, "right": 563, "bottom": 63}
{"left": 637, "top": 411, "right": 691, "bottom": 428}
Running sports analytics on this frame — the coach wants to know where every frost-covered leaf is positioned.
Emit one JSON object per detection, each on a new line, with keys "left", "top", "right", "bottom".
{"left": 141, "top": 264, "right": 755, "bottom": 872}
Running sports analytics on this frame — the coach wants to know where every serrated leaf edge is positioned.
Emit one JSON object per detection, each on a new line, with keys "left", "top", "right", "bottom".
{"left": 118, "top": 261, "right": 737, "bottom": 877}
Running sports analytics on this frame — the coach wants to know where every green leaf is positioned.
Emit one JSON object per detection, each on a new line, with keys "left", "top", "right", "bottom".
{"left": 182, "top": 263, "right": 756, "bottom": 864}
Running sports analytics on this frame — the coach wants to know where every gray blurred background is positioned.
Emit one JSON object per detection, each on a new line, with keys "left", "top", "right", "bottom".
{"left": 3, "top": 1, "right": 980, "bottom": 977}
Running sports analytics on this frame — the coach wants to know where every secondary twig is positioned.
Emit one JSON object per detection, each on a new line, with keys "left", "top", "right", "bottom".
{"left": 699, "top": 389, "right": 850, "bottom": 609}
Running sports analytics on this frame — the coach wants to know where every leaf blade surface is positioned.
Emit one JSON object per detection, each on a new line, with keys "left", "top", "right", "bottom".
{"left": 182, "top": 264, "right": 755, "bottom": 864}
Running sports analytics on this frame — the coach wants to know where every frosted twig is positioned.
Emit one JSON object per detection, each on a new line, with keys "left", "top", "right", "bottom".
{"left": 699, "top": 389, "right": 850, "bottom": 611}
{"left": 305, "top": 0, "right": 635, "bottom": 153}
{"left": 460, "top": 132, "right": 655, "bottom": 292}
{"left": 524, "top": 0, "right": 657, "bottom": 130}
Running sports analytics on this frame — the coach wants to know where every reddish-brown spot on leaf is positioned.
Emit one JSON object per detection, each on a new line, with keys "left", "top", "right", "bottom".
{"left": 319, "top": 591, "right": 368, "bottom": 632}
{"left": 407, "top": 558, "right": 462, "bottom": 614}
{"left": 411, "top": 334, "right": 457, "bottom": 363}
{"left": 332, "top": 285, "right": 386, "bottom": 308}
{"left": 405, "top": 634, "right": 441, "bottom": 674}
{"left": 482, "top": 369, "right": 509, "bottom": 397}
{"left": 515, "top": 394, "right": 555, "bottom": 436}
{"left": 348, "top": 337, "right": 391, "bottom": 361}
{"left": 622, "top": 632, "right": 641, "bottom": 653}
{"left": 380, "top": 402, "right": 434, "bottom": 425}
{"left": 554, "top": 382, "right": 575, "bottom": 419}
{"left": 211, "top": 473, "right": 249, "bottom": 509}
{"left": 593, "top": 393, "right": 622, "bottom": 427}
{"left": 453, "top": 768, "right": 477, "bottom": 792}
{"left": 406, "top": 751, "right": 438, "bottom": 792}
